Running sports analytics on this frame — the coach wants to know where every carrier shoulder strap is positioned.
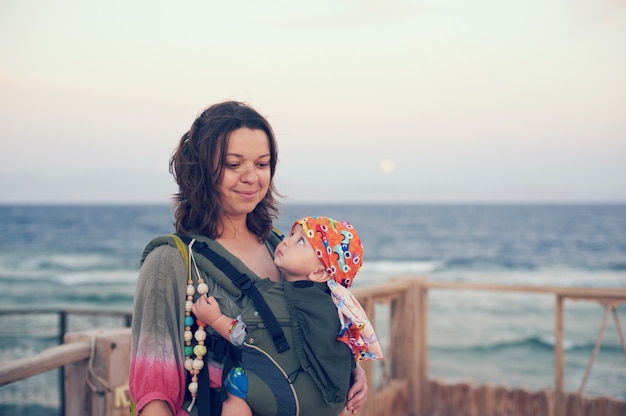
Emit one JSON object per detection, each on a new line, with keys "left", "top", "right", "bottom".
{"left": 176, "top": 233, "right": 290, "bottom": 354}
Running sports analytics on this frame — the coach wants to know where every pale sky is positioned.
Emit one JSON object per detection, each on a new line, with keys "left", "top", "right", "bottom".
{"left": 1, "top": 0, "right": 625, "bottom": 204}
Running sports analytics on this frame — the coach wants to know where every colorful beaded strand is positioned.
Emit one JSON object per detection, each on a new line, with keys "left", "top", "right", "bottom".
{"left": 184, "top": 274, "right": 197, "bottom": 410}
{"left": 184, "top": 240, "right": 210, "bottom": 412}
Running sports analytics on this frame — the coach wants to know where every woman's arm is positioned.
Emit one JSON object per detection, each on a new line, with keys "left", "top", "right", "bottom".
{"left": 129, "top": 245, "right": 188, "bottom": 415}
{"left": 345, "top": 364, "right": 368, "bottom": 414}
{"left": 139, "top": 400, "right": 174, "bottom": 416}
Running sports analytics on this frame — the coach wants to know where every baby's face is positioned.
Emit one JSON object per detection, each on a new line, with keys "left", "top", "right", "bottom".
{"left": 274, "top": 224, "right": 324, "bottom": 282}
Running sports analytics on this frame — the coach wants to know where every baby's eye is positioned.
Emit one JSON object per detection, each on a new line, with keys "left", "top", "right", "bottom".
{"left": 297, "top": 237, "right": 305, "bottom": 245}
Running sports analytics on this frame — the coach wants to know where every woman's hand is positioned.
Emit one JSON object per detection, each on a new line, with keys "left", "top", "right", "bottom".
{"left": 345, "top": 364, "right": 368, "bottom": 414}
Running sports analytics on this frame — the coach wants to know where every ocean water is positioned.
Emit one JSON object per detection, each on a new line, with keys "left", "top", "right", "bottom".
{"left": 1, "top": 203, "right": 625, "bottom": 414}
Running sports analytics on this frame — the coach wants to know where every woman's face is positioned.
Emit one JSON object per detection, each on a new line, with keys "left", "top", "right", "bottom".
{"left": 218, "top": 127, "right": 272, "bottom": 221}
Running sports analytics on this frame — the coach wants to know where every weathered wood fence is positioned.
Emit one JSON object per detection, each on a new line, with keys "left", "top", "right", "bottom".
{"left": 1, "top": 277, "right": 625, "bottom": 416}
{"left": 354, "top": 278, "right": 626, "bottom": 416}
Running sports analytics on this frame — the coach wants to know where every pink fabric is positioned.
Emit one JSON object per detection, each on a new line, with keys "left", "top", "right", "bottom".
{"left": 129, "top": 244, "right": 191, "bottom": 415}
{"left": 129, "top": 355, "right": 187, "bottom": 415}
{"left": 328, "top": 280, "right": 384, "bottom": 361}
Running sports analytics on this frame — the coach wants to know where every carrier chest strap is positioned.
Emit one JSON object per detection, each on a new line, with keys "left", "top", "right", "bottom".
{"left": 177, "top": 234, "right": 290, "bottom": 354}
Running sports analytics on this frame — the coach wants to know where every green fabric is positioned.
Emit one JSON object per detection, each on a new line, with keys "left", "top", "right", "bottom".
{"left": 240, "top": 279, "right": 349, "bottom": 416}
{"left": 285, "top": 281, "right": 354, "bottom": 404}
{"left": 141, "top": 231, "right": 350, "bottom": 416}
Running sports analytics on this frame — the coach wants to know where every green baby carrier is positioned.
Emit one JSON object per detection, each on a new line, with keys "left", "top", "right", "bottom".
{"left": 134, "top": 231, "right": 352, "bottom": 416}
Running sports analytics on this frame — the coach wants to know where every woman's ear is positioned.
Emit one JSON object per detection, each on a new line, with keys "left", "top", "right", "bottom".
{"left": 308, "top": 267, "right": 330, "bottom": 283}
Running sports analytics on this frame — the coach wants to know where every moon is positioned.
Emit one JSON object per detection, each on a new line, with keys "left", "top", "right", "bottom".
{"left": 379, "top": 159, "right": 395, "bottom": 175}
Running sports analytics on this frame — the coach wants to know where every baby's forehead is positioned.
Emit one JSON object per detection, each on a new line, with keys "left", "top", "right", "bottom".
{"left": 290, "top": 223, "right": 306, "bottom": 235}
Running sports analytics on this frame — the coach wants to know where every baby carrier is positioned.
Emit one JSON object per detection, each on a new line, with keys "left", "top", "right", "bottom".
{"left": 134, "top": 231, "right": 352, "bottom": 416}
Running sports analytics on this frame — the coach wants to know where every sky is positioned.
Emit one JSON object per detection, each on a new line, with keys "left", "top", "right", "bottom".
{"left": 1, "top": 0, "right": 625, "bottom": 204}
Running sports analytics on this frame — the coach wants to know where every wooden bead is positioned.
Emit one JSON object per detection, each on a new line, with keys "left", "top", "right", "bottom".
{"left": 197, "top": 282, "right": 209, "bottom": 295}
{"left": 187, "top": 285, "right": 196, "bottom": 296}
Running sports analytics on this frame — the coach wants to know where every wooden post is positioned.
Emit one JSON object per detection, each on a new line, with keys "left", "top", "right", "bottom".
{"left": 398, "top": 276, "right": 427, "bottom": 416}
{"left": 64, "top": 328, "right": 131, "bottom": 416}
{"left": 389, "top": 280, "right": 408, "bottom": 405}
{"left": 418, "top": 277, "right": 429, "bottom": 416}
{"left": 58, "top": 310, "right": 68, "bottom": 416}
{"left": 554, "top": 295, "right": 564, "bottom": 416}
{"left": 386, "top": 278, "right": 418, "bottom": 414}
{"left": 359, "top": 295, "right": 375, "bottom": 416}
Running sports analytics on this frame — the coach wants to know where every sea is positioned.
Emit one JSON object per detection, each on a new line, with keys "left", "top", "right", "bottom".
{"left": 1, "top": 203, "right": 625, "bottom": 415}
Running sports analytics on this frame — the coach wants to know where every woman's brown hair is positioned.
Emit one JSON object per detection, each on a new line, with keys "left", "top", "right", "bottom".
{"left": 169, "top": 101, "right": 280, "bottom": 240}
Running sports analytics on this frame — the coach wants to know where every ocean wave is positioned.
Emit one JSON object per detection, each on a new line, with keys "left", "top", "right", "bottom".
{"left": 431, "top": 334, "right": 624, "bottom": 353}
{"left": 21, "top": 252, "right": 137, "bottom": 272}
{"left": 607, "top": 262, "right": 626, "bottom": 271}
{"left": 445, "top": 258, "right": 539, "bottom": 271}
{"left": 34, "top": 255, "right": 127, "bottom": 272}
{"left": 426, "top": 266, "right": 626, "bottom": 288}
{"left": 360, "top": 260, "right": 445, "bottom": 276}
{"left": 440, "top": 257, "right": 626, "bottom": 273}
{"left": 0, "top": 265, "right": 138, "bottom": 285}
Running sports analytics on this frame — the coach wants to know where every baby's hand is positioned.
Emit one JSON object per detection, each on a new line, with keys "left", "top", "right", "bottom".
{"left": 192, "top": 295, "right": 223, "bottom": 326}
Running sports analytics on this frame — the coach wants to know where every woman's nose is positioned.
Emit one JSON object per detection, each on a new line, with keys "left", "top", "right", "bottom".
{"left": 240, "top": 167, "right": 258, "bottom": 182}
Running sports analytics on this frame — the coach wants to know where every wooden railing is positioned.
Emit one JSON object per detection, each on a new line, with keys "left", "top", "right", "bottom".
{"left": 0, "top": 308, "right": 132, "bottom": 415}
{"left": 1, "top": 278, "right": 625, "bottom": 416}
{"left": 412, "top": 278, "right": 626, "bottom": 416}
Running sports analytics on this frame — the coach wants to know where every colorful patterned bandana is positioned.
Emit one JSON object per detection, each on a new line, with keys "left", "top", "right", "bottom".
{"left": 292, "top": 216, "right": 363, "bottom": 288}
{"left": 292, "top": 216, "right": 383, "bottom": 361}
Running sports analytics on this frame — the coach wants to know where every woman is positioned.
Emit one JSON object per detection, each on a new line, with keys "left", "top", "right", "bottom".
{"left": 129, "top": 101, "right": 368, "bottom": 415}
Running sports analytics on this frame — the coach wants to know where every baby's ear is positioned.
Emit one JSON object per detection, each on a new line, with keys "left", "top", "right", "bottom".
{"left": 308, "top": 268, "right": 330, "bottom": 283}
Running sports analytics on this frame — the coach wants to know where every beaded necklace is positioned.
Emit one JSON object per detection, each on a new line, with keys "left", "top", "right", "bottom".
{"left": 183, "top": 239, "right": 208, "bottom": 412}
